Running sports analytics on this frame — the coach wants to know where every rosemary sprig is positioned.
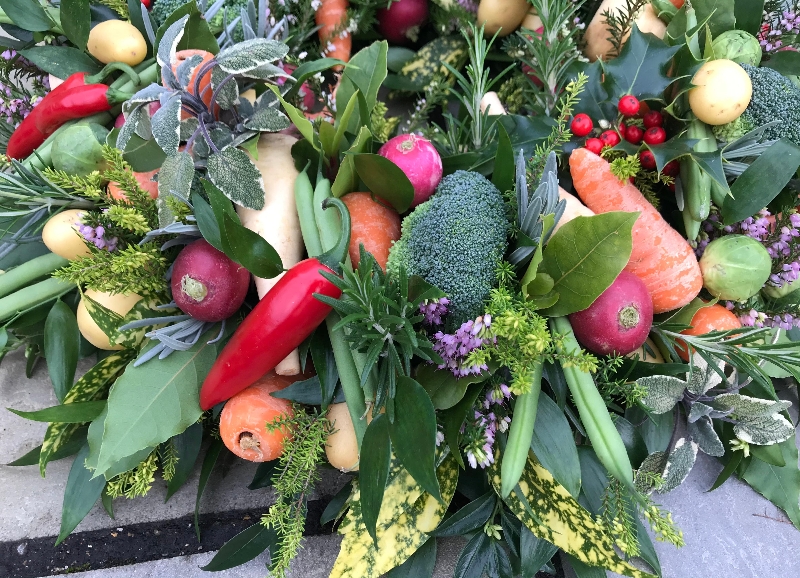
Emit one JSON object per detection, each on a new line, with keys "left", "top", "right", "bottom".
{"left": 602, "top": 0, "right": 648, "bottom": 59}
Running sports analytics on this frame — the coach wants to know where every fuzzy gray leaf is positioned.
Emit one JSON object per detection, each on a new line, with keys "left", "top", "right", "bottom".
{"left": 151, "top": 93, "right": 182, "bottom": 156}
{"left": 243, "top": 104, "right": 289, "bottom": 132}
{"left": 175, "top": 54, "right": 204, "bottom": 87}
{"left": 210, "top": 65, "right": 238, "bottom": 110}
{"left": 688, "top": 417, "right": 724, "bottom": 457}
{"left": 734, "top": 413, "right": 794, "bottom": 446}
{"left": 713, "top": 393, "right": 792, "bottom": 419}
{"left": 117, "top": 104, "right": 147, "bottom": 151}
{"left": 239, "top": 62, "right": 292, "bottom": 80}
{"left": 687, "top": 353, "right": 725, "bottom": 395}
{"left": 180, "top": 118, "right": 199, "bottom": 141}
{"left": 128, "top": 83, "right": 168, "bottom": 105}
{"left": 638, "top": 375, "right": 687, "bottom": 414}
{"left": 206, "top": 147, "right": 264, "bottom": 210}
{"left": 215, "top": 39, "right": 288, "bottom": 74}
{"left": 157, "top": 152, "right": 194, "bottom": 228}
{"left": 688, "top": 402, "right": 714, "bottom": 423}
{"left": 659, "top": 438, "right": 698, "bottom": 493}
{"left": 635, "top": 451, "right": 666, "bottom": 494}
{"left": 156, "top": 15, "right": 189, "bottom": 70}
{"left": 134, "top": 113, "right": 152, "bottom": 141}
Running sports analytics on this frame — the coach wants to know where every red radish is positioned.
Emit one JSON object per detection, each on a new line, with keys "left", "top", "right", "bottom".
{"left": 377, "top": 0, "right": 429, "bottom": 45}
{"left": 171, "top": 239, "right": 250, "bottom": 322}
{"left": 378, "top": 134, "right": 443, "bottom": 207}
{"left": 585, "top": 137, "right": 604, "bottom": 155}
{"left": 618, "top": 95, "right": 640, "bottom": 117}
{"left": 625, "top": 125, "right": 644, "bottom": 144}
{"left": 568, "top": 271, "right": 653, "bottom": 355}
{"left": 571, "top": 113, "right": 593, "bottom": 137}
{"left": 639, "top": 150, "right": 656, "bottom": 170}
{"left": 642, "top": 110, "right": 663, "bottom": 128}
{"left": 643, "top": 126, "right": 666, "bottom": 145}
{"left": 600, "top": 130, "right": 620, "bottom": 147}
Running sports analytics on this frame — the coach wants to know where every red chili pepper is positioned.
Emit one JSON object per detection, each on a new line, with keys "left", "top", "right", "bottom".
{"left": 141, "top": 0, "right": 152, "bottom": 8}
{"left": 6, "top": 63, "right": 140, "bottom": 160}
{"left": 34, "top": 84, "right": 131, "bottom": 137}
{"left": 199, "top": 198, "right": 352, "bottom": 410}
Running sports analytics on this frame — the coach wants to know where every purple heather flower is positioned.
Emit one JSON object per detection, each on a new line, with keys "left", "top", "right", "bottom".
{"left": 432, "top": 316, "right": 493, "bottom": 377}
{"left": 76, "top": 221, "right": 118, "bottom": 252}
{"left": 420, "top": 297, "right": 450, "bottom": 326}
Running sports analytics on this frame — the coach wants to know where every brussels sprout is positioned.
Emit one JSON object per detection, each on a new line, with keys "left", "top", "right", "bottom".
{"left": 711, "top": 30, "right": 762, "bottom": 66}
{"left": 762, "top": 276, "right": 800, "bottom": 300}
{"left": 700, "top": 235, "right": 772, "bottom": 301}
{"left": 51, "top": 124, "right": 109, "bottom": 176}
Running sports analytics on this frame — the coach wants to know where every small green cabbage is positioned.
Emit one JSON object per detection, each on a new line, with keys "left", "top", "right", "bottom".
{"left": 51, "top": 124, "right": 109, "bottom": 177}
{"left": 699, "top": 235, "right": 772, "bottom": 301}
{"left": 711, "top": 31, "right": 762, "bottom": 66}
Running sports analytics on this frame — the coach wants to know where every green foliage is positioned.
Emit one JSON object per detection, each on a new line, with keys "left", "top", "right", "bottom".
{"left": 386, "top": 171, "right": 509, "bottom": 330}
{"left": 369, "top": 101, "right": 399, "bottom": 143}
{"left": 601, "top": 0, "right": 649, "bottom": 59}
{"left": 105, "top": 449, "right": 160, "bottom": 499}
{"left": 260, "top": 407, "right": 332, "bottom": 578}
{"left": 713, "top": 115, "right": 757, "bottom": 142}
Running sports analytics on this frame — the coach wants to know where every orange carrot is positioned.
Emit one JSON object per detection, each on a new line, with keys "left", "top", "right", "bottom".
{"left": 569, "top": 147, "right": 702, "bottom": 313}
{"left": 108, "top": 168, "right": 159, "bottom": 201}
{"left": 163, "top": 50, "right": 216, "bottom": 118}
{"left": 676, "top": 303, "right": 741, "bottom": 361}
{"left": 342, "top": 192, "right": 401, "bottom": 269}
{"left": 219, "top": 372, "right": 305, "bottom": 462}
{"left": 316, "top": 0, "right": 352, "bottom": 65}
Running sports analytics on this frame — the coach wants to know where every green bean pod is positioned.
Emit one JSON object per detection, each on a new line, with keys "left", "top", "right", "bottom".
{"left": 550, "top": 317, "right": 634, "bottom": 490}
{"left": 500, "top": 358, "right": 543, "bottom": 497}
{"left": 0, "top": 253, "right": 68, "bottom": 299}
{"left": 314, "top": 177, "right": 340, "bottom": 252}
{"left": 683, "top": 115, "right": 715, "bottom": 226}
{"left": 294, "top": 167, "right": 323, "bottom": 258}
{"left": 0, "top": 277, "right": 74, "bottom": 322}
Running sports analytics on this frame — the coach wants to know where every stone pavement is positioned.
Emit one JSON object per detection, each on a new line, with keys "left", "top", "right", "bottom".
{"left": 3, "top": 347, "right": 800, "bottom": 578}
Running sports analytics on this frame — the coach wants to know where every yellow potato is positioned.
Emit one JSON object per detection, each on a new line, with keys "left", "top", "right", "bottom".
{"left": 77, "top": 289, "right": 143, "bottom": 350}
{"left": 88, "top": 20, "right": 147, "bottom": 66}
{"left": 689, "top": 59, "right": 753, "bottom": 125}
{"left": 477, "top": 0, "right": 530, "bottom": 37}
{"left": 326, "top": 403, "right": 362, "bottom": 472}
{"left": 42, "top": 209, "right": 92, "bottom": 261}
{"left": 625, "top": 337, "right": 665, "bottom": 363}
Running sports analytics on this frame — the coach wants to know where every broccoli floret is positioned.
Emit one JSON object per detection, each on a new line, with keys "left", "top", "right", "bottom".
{"left": 386, "top": 170, "right": 510, "bottom": 330}
{"left": 728, "top": 64, "right": 800, "bottom": 145}
{"left": 712, "top": 114, "right": 756, "bottom": 142}
{"left": 151, "top": 0, "right": 193, "bottom": 28}
{"left": 152, "top": 0, "right": 249, "bottom": 40}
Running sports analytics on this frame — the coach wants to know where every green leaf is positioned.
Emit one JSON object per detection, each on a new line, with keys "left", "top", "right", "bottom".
{"left": 332, "top": 90, "right": 360, "bottom": 157}
{"left": 242, "top": 102, "right": 290, "bottom": 132}
{"left": 8, "top": 400, "right": 105, "bottom": 423}
{"left": 386, "top": 534, "right": 436, "bottom": 578}
{"left": 192, "top": 191, "right": 222, "bottom": 252}
{"left": 320, "top": 480, "right": 352, "bottom": 525}
{"left": 708, "top": 449, "right": 743, "bottom": 491}
{"left": 431, "top": 491, "right": 496, "bottom": 537}
{"left": 573, "top": 61, "right": 616, "bottom": 123}
{"left": 416, "top": 364, "right": 491, "bottom": 410}
{"left": 566, "top": 553, "right": 608, "bottom": 578}
{"left": 206, "top": 147, "right": 266, "bottom": 210}
{"left": 19, "top": 46, "right": 101, "bottom": 77}
{"left": 60, "top": 0, "right": 90, "bottom": 50}
{"left": 388, "top": 376, "right": 441, "bottom": 502}
{"left": 331, "top": 126, "right": 372, "bottom": 198}
{"left": 763, "top": 50, "right": 800, "bottom": 76}
{"left": 734, "top": 0, "right": 765, "bottom": 35}
{"left": 520, "top": 525, "right": 559, "bottom": 578}
{"left": 453, "top": 531, "right": 492, "bottom": 578}
{"left": 742, "top": 435, "right": 800, "bottom": 530}
{"left": 723, "top": 139, "right": 800, "bottom": 224}
{"left": 0, "top": 0, "right": 54, "bottom": 31}
{"left": 210, "top": 65, "right": 239, "bottom": 111}
{"left": 195, "top": 437, "right": 223, "bottom": 540}
{"left": 492, "top": 123, "right": 515, "bottom": 194}
{"left": 44, "top": 301, "right": 80, "bottom": 403}
{"left": 541, "top": 212, "right": 636, "bottom": 317}
{"left": 154, "top": 2, "right": 218, "bottom": 56}
{"left": 440, "top": 382, "right": 483, "bottom": 468}
{"left": 7, "top": 426, "right": 87, "bottom": 466}
{"left": 92, "top": 326, "right": 226, "bottom": 478}
{"left": 157, "top": 151, "right": 194, "bottom": 227}
{"left": 165, "top": 421, "right": 203, "bottom": 501}
{"left": 201, "top": 523, "right": 278, "bottom": 571}
{"left": 221, "top": 212, "right": 284, "bottom": 278}
{"left": 56, "top": 442, "right": 104, "bottom": 545}
{"left": 359, "top": 413, "right": 392, "bottom": 544}
{"left": 310, "top": 328, "right": 338, "bottom": 411}
{"left": 603, "top": 25, "right": 683, "bottom": 101}
{"left": 497, "top": 114, "right": 554, "bottom": 159}
{"left": 353, "top": 153, "right": 414, "bottom": 214}
{"left": 248, "top": 459, "right": 279, "bottom": 490}
{"left": 123, "top": 133, "right": 167, "bottom": 172}
{"left": 530, "top": 394, "right": 581, "bottom": 497}
{"left": 128, "top": 0, "right": 154, "bottom": 57}
{"left": 693, "top": 0, "right": 736, "bottom": 37}
{"left": 751, "top": 442, "right": 786, "bottom": 467}
{"left": 284, "top": 58, "right": 345, "bottom": 102}
{"left": 319, "top": 120, "right": 336, "bottom": 159}
{"left": 337, "top": 41, "right": 389, "bottom": 134}
{"left": 646, "top": 135, "right": 698, "bottom": 173}
{"left": 270, "top": 375, "right": 344, "bottom": 405}
{"left": 614, "top": 416, "right": 649, "bottom": 467}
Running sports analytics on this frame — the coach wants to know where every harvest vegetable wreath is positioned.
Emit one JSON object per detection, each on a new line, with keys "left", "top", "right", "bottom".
{"left": 3, "top": 0, "right": 800, "bottom": 576}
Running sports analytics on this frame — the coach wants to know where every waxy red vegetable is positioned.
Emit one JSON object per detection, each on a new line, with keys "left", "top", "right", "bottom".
{"left": 6, "top": 63, "right": 139, "bottom": 160}
{"left": 199, "top": 198, "right": 352, "bottom": 410}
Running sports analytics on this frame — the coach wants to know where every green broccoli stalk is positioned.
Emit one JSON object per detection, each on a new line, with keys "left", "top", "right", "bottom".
{"left": 386, "top": 170, "right": 510, "bottom": 330}
{"left": 714, "top": 64, "right": 800, "bottom": 144}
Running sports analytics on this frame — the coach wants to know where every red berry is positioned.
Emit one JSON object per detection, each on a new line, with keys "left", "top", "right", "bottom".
{"left": 618, "top": 94, "right": 640, "bottom": 117}
{"left": 640, "top": 150, "right": 656, "bottom": 170}
{"left": 570, "top": 113, "right": 593, "bottom": 137}
{"left": 663, "top": 160, "right": 680, "bottom": 176}
{"left": 643, "top": 110, "right": 663, "bottom": 128}
{"left": 619, "top": 122, "right": 627, "bottom": 133}
{"left": 600, "top": 130, "right": 621, "bottom": 147}
{"left": 625, "top": 125, "right": 644, "bottom": 144}
{"left": 644, "top": 126, "right": 667, "bottom": 145}
{"left": 585, "top": 137, "right": 604, "bottom": 154}
{"left": 668, "top": 182, "right": 676, "bottom": 192}
{"left": 628, "top": 177, "right": 635, "bottom": 184}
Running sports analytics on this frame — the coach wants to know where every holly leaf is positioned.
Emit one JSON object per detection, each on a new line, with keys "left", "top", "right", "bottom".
{"left": 573, "top": 61, "right": 616, "bottom": 122}
{"left": 603, "top": 25, "right": 683, "bottom": 101}
{"left": 206, "top": 147, "right": 265, "bottom": 210}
